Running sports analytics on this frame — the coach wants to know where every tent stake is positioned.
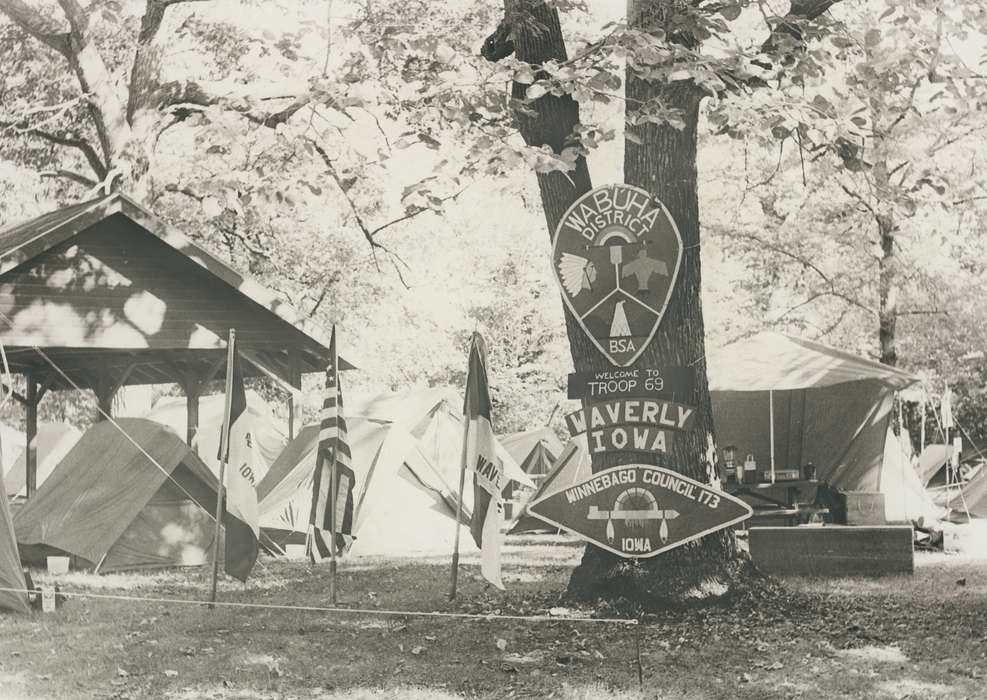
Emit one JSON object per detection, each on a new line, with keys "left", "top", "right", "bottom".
{"left": 208, "top": 329, "right": 236, "bottom": 609}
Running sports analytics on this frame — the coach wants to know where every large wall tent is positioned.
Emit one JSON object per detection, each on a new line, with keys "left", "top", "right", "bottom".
{"left": 709, "top": 332, "right": 939, "bottom": 523}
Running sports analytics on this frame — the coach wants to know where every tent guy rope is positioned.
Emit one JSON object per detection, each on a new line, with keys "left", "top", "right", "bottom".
{"left": 0, "top": 586, "right": 638, "bottom": 625}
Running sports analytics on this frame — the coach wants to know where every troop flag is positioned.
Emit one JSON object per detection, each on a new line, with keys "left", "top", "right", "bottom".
{"left": 219, "top": 338, "right": 259, "bottom": 582}
{"left": 308, "top": 325, "right": 356, "bottom": 560}
{"left": 462, "top": 332, "right": 506, "bottom": 590}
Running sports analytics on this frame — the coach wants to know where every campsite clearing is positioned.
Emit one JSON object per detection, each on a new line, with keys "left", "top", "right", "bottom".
{"left": 0, "top": 538, "right": 984, "bottom": 700}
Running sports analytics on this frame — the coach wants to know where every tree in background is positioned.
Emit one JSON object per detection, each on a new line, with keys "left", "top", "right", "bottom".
{"left": 707, "top": 0, "right": 987, "bottom": 366}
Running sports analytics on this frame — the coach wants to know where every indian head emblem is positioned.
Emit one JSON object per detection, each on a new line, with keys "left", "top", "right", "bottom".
{"left": 552, "top": 185, "right": 683, "bottom": 367}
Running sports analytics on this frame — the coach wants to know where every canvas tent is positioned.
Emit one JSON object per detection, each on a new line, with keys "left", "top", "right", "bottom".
{"left": 258, "top": 417, "right": 475, "bottom": 556}
{"left": 929, "top": 466, "right": 987, "bottom": 521}
{"left": 145, "top": 391, "right": 286, "bottom": 483}
{"left": 0, "top": 468, "right": 28, "bottom": 613}
{"left": 4, "top": 422, "right": 81, "bottom": 497}
{"left": 500, "top": 427, "right": 565, "bottom": 482}
{"left": 0, "top": 423, "right": 24, "bottom": 475}
{"left": 258, "top": 386, "right": 532, "bottom": 555}
{"left": 14, "top": 419, "right": 221, "bottom": 573}
{"left": 709, "top": 332, "right": 939, "bottom": 523}
{"left": 509, "top": 437, "right": 592, "bottom": 534}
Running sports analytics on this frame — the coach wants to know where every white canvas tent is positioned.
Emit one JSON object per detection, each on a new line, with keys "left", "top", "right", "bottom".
{"left": 259, "top": 386, "right": 532, "bottom": 555}
{"left": 4, "top": 422, "right": 81, "bottom": 497}
{"left": 145, "top": 391, "right": 286, "bottom": 483}
{"left": 258, "top": 417, "right": 476, "bottom": 556}
{"left": 0, "top": 423, "right": 24, "bottom": 475}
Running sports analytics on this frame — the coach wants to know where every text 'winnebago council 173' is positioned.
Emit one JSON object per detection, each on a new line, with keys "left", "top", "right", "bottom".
{"left": 525, "top": 465, "right": 752, "bottom": 558}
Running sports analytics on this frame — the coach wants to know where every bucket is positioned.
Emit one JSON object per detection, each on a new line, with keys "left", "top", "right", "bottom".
{"left": 46, "top": 556, "right": 70, "bottom": 575}
{"left": 284, "top": 544, "right": 306, "bottom": 560}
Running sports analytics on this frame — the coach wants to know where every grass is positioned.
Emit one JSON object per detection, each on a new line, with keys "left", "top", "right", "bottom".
{"left": 0, "top": 538, "right": 985, "bottom": 699}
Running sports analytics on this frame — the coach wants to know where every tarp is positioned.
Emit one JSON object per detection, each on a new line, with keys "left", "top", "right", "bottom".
{"left": 0, "top": 467, "right": 28, "bottom": 613}
{"left": 257, "top": 417, "right": 475, "bottom": 556}
{"left": 145, "top": 391, "right": 286, "bottom": 483}
{"left": 4, "top": 422, "right": 81, "bottom": 496}
{"left": 709, "top": 332, "right": 937, "bottom": 523}
{"left": 14, "top": 419, "right": 220, "bottom": 573}
{"left": 708, "top": 331, "right": 917, "bottom": 391}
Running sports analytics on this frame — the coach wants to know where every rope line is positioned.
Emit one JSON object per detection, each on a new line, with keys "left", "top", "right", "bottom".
{"left": 0, "top": 586, "right": 637, "bottom": 625}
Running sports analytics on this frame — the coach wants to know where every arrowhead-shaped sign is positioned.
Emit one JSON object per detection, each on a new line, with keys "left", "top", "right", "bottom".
{"left": 525, "top": 465, "right": 752, "bottom": 558}
{"left": 552, "top": 185, "right": 683, "bottom": 367}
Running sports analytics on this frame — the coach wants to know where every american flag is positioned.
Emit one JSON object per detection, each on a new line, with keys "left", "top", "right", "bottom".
{"left": 308, "top": 325, "right": 355, "bottom": 560}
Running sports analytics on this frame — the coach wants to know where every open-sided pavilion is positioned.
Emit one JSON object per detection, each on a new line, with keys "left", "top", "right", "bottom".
{"left": 0, "top": 193, "right": 348, "bottom": 496}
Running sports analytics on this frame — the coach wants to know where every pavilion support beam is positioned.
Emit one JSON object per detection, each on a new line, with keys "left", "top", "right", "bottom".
{"left": 23, "top": 375, "right": 50, "bottom": 498}
{"left": 94, "top": 384, "right": 116, "bottom": 422}
{"left": 177, "top": 356, "right": 225, "bottom": 448}
{"left": 91, "top": 366, "right": 132, "bottom": 423}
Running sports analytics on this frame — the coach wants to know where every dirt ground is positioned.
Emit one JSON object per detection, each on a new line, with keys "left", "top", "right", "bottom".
{"left": 0, "top": 538, "right": 985, "bottom": 700}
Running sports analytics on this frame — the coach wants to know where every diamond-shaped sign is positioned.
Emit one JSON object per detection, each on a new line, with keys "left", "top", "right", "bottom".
{"left": 525, "top": 465, "right": 752, "bottom": 558}
{"left": 553, "top": 185, "right": 683, "bottom": 367}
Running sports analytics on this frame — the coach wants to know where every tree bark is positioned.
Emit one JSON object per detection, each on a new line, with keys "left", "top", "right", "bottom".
{"left": 564, "top": 1, "right": 747, "bottom": 606}
{"left": 877, "top": 212, "right": 898, "bottom": 366}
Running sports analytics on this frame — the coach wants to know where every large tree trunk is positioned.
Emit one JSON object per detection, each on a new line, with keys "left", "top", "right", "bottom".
{"left": 566, "top": 3, "right": 746, "bottom": 606}
{"left": 494, "top": 0, "right": 748, "bottom": 606}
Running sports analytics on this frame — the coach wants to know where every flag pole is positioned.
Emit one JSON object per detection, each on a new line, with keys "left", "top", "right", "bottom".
{"left": 449, "top": 416, "right": 471, "bottom": 600}
{"left": 209, "top": 328, "right": 237, "bottom": 608}
{"left": 328, "top": 335, "right": 339, "bottom": 605}
{"left": 328, "top": 447, "right": 338, "bottom": 605}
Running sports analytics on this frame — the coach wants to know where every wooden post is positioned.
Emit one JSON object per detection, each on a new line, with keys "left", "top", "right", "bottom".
{"left": 25, "top": 376, "right": 38, "bottom": 498}
{"left": 209, "top": 331, "right": 237, "bottom": 608}
{"left": 94, "top": 382, "right": 116, "bottom": 423}
{"left": 449, "top": 418, "right": 471, "bottom": 601}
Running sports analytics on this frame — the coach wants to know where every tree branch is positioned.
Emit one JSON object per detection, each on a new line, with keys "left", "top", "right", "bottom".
{"left": 55, "top": 0, "right": 88, "bottom": 41}
{"left": 0, "top": 120, "right": 107, "bottom": 177}
{"left": 143, "top": 78, "right": 318, "bottom": 127}
{"left": 39, "top": 168, "right": 97, "bottom": 188}
{"left": 369, "top": 187, "right": 469, "bottom": 238}
{"left": 0, "top": 0, "right": 71, "bottom": 54}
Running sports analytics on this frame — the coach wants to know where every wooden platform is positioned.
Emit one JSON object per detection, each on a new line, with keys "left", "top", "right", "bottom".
{"left": 749, "top": 525, "right": 914, "bottom": 577}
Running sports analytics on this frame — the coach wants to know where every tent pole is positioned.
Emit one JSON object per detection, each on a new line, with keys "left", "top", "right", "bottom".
{"left": 920, "top": 396, "right": 926, "bottom": 453}
{"left": 209, "top": 329, "right": 236, "bottom": 609}
{"left": 769, "top": 390, "right": 775, "bottom": 484}
{"left": 449, "top": 418, "right": 471, "bottom": 601}
{"left": 328, "top": 446, "right": 338, "bottom": 605}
